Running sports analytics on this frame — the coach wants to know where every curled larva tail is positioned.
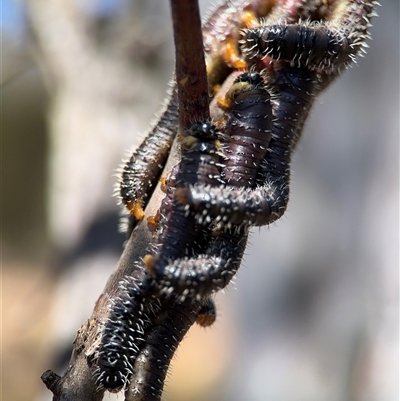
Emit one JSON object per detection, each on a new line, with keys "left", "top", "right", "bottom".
{"left": 196, "top": 296, "right": 217, "bottom": 327}
{"left": 153, "top": 226, "right": 248, "bottom": 298}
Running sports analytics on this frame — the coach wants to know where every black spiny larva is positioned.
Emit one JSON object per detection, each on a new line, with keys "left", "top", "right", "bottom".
{"left": 241, "top": 1, "right": 378, "bottom": 74}
{"left": 126, "top": 296, "right": 205, "bottom": 400}
{"left": 244, "top": 23, "right": 353, "bottom": 72}
{"left": 179, "top": 66, "right": 316, "bottom": 227}
{"left": 145, "top": 122, "right": 224, "bottom": 285}
{"left": 153, "top": 72, "right": 272, "bottom": 297}
{"left": 218, "top": 71, "right": 273, "bottom": 187}
{"left": 178, "top": 71, "right": 278, "bottom": 227}
{"left": 155, "top": 224, "right": 249, "bottom": 298}
{"left": 94, "top": 276, "right": 150, "bottom": 392}
{"left": 119, "top": 90, "right": 178, "bottom": 234}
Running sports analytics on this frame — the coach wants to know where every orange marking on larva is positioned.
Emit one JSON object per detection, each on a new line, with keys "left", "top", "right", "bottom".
{"left": 143, "top": 254, "right": 156, "bottom": 273}
{"left": 159, "top": 177, "right": 168, "bottom": 193}
{"left": 214, "top": 114, "right": 227, "bottom": 131}
{"left": 147, "top": 209, "right": 160, "bottom": 233}
{"left": 127, "top": 201, "right": 145, "bottom": 221}
{"left": 147, "top": 217, "right": 157, "bottom": 233}
{"left": 196, "top": 312, "right": 216, "bottom": 327}
{"left": 177, "top": 133, "right": 185, "bottom": 141}
{"left": 217, "top": 95, "right": 232, "bottom": 110}
{"left": 221, "top": 39, "right": 248, "bottom": 70}
{"left": 212, "top": 84, "right": 222, "bottom": 96}
{"left": 241, "top": 10, "right": 258, "bottom": 28}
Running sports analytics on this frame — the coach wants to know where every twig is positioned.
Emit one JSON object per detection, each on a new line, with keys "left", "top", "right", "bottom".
{"left": 170, "top": 0, "right": 210, "bottom": 129}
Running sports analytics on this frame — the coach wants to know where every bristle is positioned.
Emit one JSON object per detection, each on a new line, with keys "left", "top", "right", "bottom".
{"left": 94, "top": 277, "right": 150, "bottom": 392}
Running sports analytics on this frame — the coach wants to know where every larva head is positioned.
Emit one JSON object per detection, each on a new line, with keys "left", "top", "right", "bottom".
{"left": 125, "top": 200, "right": 145, "bottom": 221}
{"left": 224, "top": 71, "right": 267, "bottom": 106}
{"left": 181, "top": 123, "right": 218, "bottom": 151}
{"left": 234, "top": 71, "right": 264, "bottom": 87}
{"left": 143, "top": 254, "right": 156, "bottom": 273}
{"left": 190, "top": 122, "right": 217, "bottom": 139}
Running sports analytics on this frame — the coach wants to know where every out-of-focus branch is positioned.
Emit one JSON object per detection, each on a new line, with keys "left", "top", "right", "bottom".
{"left": 27, "top": 0, "right": 155, "bottom": 253}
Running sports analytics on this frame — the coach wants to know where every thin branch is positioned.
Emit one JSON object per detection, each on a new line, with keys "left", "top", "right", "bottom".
{"left": 170, "top": 0, "right": 210, "bottom": 128}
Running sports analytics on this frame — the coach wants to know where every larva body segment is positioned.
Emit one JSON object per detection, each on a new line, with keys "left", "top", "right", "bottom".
{"left": 94, "top": 276, "right": 150, "bottom": 392}
{"left": 180, "top": 67, "right": 316, "bottom": 227}
{"left": 266, "top": 66, "right": 316, "bottom": 166}
{"left": 119, "top": 92, "right": 178, "bottom": 230}
{"left": 154, "top": 72, "right": 272, "bottom": 297}
{"left": 329, "top": 0, "right": 378, "bottom": 51}
{"left": 147, "top": 123, "right": 224, "bottom": 280}
{"left": 126, "top": 297, "right": 203, "bottom": 401}
{"left": 220, "top": 72, "right": 273, "bottom": 186}
{"left": 243, "top": 24, "right": 352, "bottom": 72}
{"left": 241, "top": 0, "right": 378, "bottom": 75}
{"left": 155, "top": 225, "right": 249, "bottom": 297}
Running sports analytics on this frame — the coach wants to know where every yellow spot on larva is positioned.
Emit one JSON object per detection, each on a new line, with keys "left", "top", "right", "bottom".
{"left": 214, "top": 139, "right": 222, "bottom": 151}
{"left": 221, "top": 40, "right": 248, "bottom": 70}
{"left": 147, "top": 208, "right": 160, "bottom": 233}
{"left": 143, "top": 254, "right": 156, "bottom": 272}
{"left": 241, "top": 10, "right": 258, "bottom": 28}
{"left": 127, "top": 201, "right": 145, "bottom": 220}
{"left": 212, "top": 84, "right": 222, "bottom": 96}
{"left": 159, "top": 177, "right": 167, "bottom": 193}
{"left": 217, "top": 95, "right": 232, "bottom": 110}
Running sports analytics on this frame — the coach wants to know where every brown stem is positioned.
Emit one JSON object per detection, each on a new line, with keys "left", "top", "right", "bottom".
{"left": 170, "top": 0, "right": 210, "bottom": 129}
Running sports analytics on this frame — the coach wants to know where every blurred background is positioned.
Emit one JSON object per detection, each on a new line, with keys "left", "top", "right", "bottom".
{"left": 2, "top": 1, "right": 398, "bottom": 400}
